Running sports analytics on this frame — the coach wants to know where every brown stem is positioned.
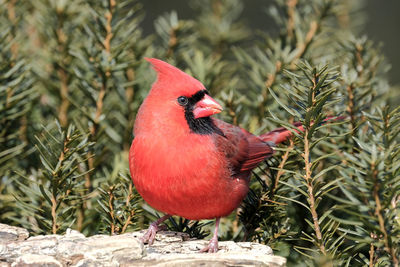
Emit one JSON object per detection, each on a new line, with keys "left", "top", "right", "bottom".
{"left": 121, "top": 210, "right": 134, "bottom": 234}
{"left": 7, "top": 0, "right": 18, "bottom": 60}
{"left": 76, "top": 208, "right": 84, "bottom": 232}
{"left": 303, "top": 129, "right": 327, "bottom": 255}
{"left": 58, "top": 68, "right": 70, "bottom": 127}
{"left": 51, "top": 135, "right": 70, "bottom": 234}
{"left": 211, "top": 0, "right": 222, "bottom": 19}
{"left": 345, "top": 43, "right": 367, "bottom": 149}
{"left": 301, "top": 74, "right": 327, "bottom": 255}
{"left": 166, "top": 28, "right": 178, "bottom": 58}
{"left": 126, "top": 182, "right": 133, "bottom": 206}
{"left": 272, "top": 138, "right": 294, "bottom": 196}
{"left": 121, "top": 182, "right": 135, "bottom": 233}
{"left": 59, "top": 135, "right": 68, "bottom": 162}
{"left": 348, "top": 44, "right": 363, "bottom": 127}
{"left": 369, "top": 233, "right": 375, "bottom": 267}
{"left": 372, "top": 165, "right": 399, "bottom": 266}
{"left": 290, "top": 20, "right": 318, "bottom": 69}
{"left": 85, "top": 0, "right": 116, "bottom": 220}
{"left": 92, "top": 0, "right": 114, "bottom": 128}
{"left": 103, "top": 0, "right": 115, "bottom": 56}
{"left": 337, "top": 6, "right": 350, "bottom": 29}
{"left": 94, "top": 87, "right": 106, "bottom": 133}
{"left": 355, "top": 43, "right": 364, "bottom": 77}
{"left": 53, "top": 9, "right": 71, "bottom": 127}
{"left": 85, "top": 1, "right": 115, "bottom": 189}
{"left": 286, "top": 0, "right": 298, "bottom": 40}
{"left": 265, "top": 61, "right": 282, "bottom": 89}
{"left": 85, "top": 163, "right": 93, "bottom": 190}
{"left": 51, "top": 195, "right": 58, "bottom": 234}
{"left": 311, "top": 76, "right": 316, "bottom": 105}
{"left": 108, "top": 187, "right": 115, "bottom": 235}
{"left": 260, "top": 60, "right": 282, "bottom": 118}
{"left": 5, "top": 87, "right": 13, "bottom": 109}
{"left": 7, "top": 0, "right": 16, "bottom": 24}
{"left": 19, "top": 115, "right": 28, "bottom": 143}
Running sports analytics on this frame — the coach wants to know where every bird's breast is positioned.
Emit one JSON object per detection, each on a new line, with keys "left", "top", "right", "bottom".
{"left": 129, "top": 134, "right": 249, "bottom": 220}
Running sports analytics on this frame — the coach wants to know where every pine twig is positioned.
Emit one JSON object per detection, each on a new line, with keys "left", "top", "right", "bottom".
{"left": 290, "top": 20, "right": 318, "bottom": 69}
{"left": 57, "top": 68, "right": 70, "bottom": 127}
{"left": 108, "top": 187, "right": 115, "bottom": 235}
{"left": 264, "top": 61, "right": 282, "bottom": 89}
{"left": 166, "top": 27, "right": 178, "bottom": 58}
{"left": 303, "top": 128, "right": 327, "bottom": 256}
{"left": 51, "top": 195, "right": 58, "bottom": 234}
{"left": 260, "top": 60, "right": 282, "bottom": 118}
{"left": 271, "top": 138, "right": 294, "bottom": 197}
{"left": 7, "top": 0, "right": 18, "bottom": 60}
{"left": 372, "top": 164, "right": 399, "bottom": 267}
{"left": 369, "top": 233, "right": 375, "bottom": 267}
{"left": 86, "top": 0, "right": 115, "bottom": 190}
{"left": 121, "top": 210, "right": 134, "bottom": 234}
{"left": 49, "top": 131, "right": 70, "bottom": 234}
{"left": 121, "top": 182, "right": 134, "bottom": 233}
{"left": 346, "top": 42, "right": 365, "bottom": 140}
{"left": 103, "top": 0, "right": 116, "bottom": 57}
{"left": 55, "top": 12, "right": 70, "bottom": 128}
{"left": 286, "top": 0, "right": 297, "bottom": 40}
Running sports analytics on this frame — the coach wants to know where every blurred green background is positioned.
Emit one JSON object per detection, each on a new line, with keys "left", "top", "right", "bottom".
{"left": 141, "top": 0, "right": 400, "bottom": 85}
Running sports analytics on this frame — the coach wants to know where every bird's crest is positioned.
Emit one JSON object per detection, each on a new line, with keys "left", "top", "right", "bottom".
{"left": 144, "top": 57, "right": 204, "bottom": 96}
{"left": 144, "top": 58, "right": 184, "bottom": 78}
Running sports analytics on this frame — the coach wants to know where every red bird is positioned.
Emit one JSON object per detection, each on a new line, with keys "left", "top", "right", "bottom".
{"left": 129, "top": 58, "right": 323, "bottom": 252}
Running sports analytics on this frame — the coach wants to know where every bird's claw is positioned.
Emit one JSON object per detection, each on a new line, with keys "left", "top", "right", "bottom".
{"left": 140, "top": 223, "right": 166, "bottom": 245}
{"left": 140, "top": 224, "right": 157, "bottom": 245}
{"left": 200, "top": 237, "right": 219, "bottom": 253}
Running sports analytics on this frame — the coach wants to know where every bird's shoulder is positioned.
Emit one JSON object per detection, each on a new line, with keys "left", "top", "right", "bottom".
{"left": 212, "top": 119, "right": 274, "bottom": 175}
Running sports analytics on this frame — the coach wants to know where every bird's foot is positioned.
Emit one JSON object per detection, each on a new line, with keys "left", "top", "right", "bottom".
{"left": 200, "top": 237, "right": 219, "bottom": 253}
{"left": 140, "top": 218, "right": 169, "bottom": 245}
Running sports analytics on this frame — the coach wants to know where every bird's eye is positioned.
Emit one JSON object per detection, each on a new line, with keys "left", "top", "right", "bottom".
{"left": 177, "top": 96, "right": 189, "bottom": 106}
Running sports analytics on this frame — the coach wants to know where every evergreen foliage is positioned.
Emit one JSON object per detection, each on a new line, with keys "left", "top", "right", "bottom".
{"left": 0, "top": 0, "right": 398, "bottom": 265}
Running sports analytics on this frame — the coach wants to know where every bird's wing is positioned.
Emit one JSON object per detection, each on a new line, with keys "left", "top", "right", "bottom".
{"left": 213, "top": 119, "right": 274, "bottom": 176}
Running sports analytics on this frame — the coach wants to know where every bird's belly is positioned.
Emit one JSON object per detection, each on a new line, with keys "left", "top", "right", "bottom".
{"left": 135, "top": 171, "right": 249, "bottom": 220}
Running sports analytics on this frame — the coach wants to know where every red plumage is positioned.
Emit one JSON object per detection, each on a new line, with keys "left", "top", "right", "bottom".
{"left": 129, "top": 58, "right": 339, "bottom": 252}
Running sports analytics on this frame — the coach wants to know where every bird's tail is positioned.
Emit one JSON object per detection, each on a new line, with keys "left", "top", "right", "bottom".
{"left": 260, "top": 116, "right": 346, "bottom": 145}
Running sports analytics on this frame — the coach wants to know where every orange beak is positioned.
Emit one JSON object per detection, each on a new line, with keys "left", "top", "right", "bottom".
{"left": 193, "top": 94, "right": 223, "bottom": 119}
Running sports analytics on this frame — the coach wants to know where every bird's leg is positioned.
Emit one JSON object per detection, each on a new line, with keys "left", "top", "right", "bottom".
{"left": 141, "top": 214, "right": 171, "bottom": 245}
{"left": 200, "top": 217, "right": 220, "bottom": 253}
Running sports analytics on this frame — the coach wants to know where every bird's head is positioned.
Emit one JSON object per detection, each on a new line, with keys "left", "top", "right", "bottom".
{"left": 140, "top": 58, "right": 223, "bottom": 135}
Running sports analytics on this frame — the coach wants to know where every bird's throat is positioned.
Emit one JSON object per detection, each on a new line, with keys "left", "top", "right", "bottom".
{"left": 184, "top": 112, "right": 224, "bottom": 136}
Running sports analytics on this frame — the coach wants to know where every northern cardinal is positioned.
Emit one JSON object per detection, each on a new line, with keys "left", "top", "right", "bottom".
{"left": 129, "top": 58, "right": 338, "bottom": 252}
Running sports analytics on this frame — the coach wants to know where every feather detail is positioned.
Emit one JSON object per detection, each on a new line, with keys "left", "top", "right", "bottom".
{"left": 213, "top": 119, "right": 273, "bottom": 176}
